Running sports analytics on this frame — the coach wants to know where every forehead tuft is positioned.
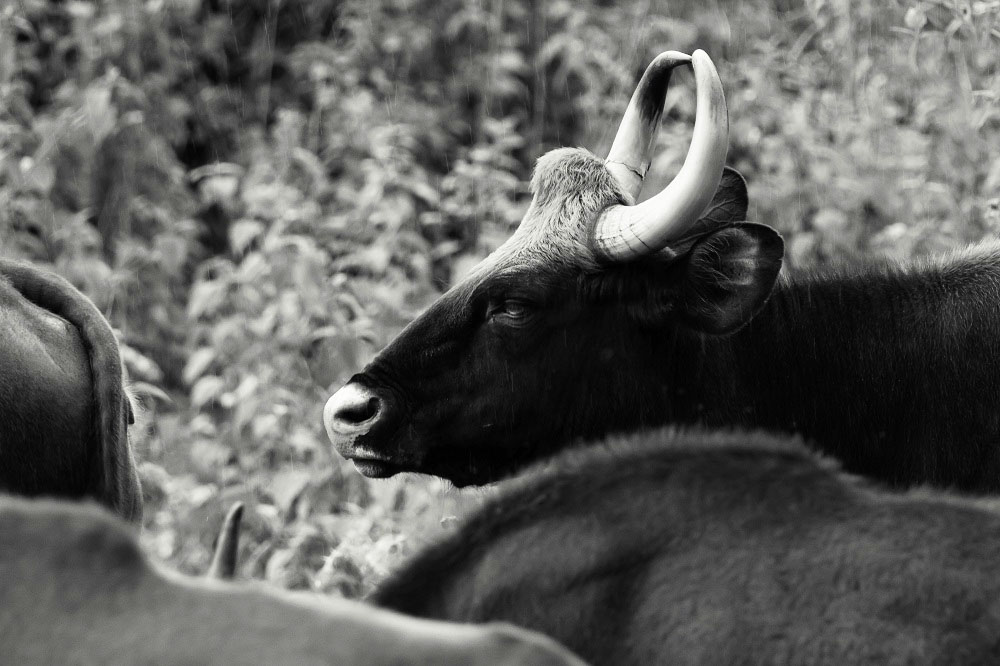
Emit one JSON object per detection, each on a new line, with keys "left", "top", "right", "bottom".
{"left": 460, "top": 148, "right": 627, "bottom": 285}
{"left": 530, "top": 147, "right": 625, "bottom": 206}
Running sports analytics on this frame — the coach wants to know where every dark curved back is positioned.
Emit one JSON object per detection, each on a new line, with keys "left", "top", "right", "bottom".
{"left": 0, "top": 259, "right": 142, "bottom": 523}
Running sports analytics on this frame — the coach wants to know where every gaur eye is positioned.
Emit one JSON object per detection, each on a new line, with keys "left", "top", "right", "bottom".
{"left": 488, "top": 299, "right": 531, "bottom": 325}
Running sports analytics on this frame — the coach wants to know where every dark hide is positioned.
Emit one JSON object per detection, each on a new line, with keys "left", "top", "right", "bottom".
{"left": 0, "top": 259, "right": 141, "bottom": 521}
{"left": 686, "top": 250, "right": 1000, "bottom": 490}
{"left": 0, "top": 496, "right": 586, "bottom": 666}
{"left": 374, "top": 429, "right": 1000, "bottom": 665}
{"left": 328, "top": 162, "right": 1000, "bottom": 492}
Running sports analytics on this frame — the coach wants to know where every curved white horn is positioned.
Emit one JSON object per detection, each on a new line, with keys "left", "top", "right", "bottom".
{"left": 593, "top": 49, "right": 729, "bottom": 263}
{"left": 605, "top": 51, "right": 693, "bottom": 202}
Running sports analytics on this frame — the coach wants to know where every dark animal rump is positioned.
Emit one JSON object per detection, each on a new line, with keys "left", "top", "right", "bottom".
{"left": 0, "top": 260, "right": 141, "bottom": 522}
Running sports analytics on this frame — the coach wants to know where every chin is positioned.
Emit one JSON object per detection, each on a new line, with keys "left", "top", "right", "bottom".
{"left": 350, "top": 459, "right": 403, "bottom": 478}
{"left": 424, "top": 460, "right": 509, "bottom": 488}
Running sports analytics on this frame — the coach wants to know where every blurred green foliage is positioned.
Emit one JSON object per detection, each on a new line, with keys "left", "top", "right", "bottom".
{"left": 1, "top": 0, "right": 998, "bottom": 593}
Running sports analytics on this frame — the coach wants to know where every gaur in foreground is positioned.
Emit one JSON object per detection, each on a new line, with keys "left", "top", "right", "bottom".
{"left": 374, "top": 428, "right": 1000, "bottom": 665}
{"left": 0, "top": 259, "right": 141, "bottom": 521}
{"left": 0, "top": 495, "right": 586, "bottom": 666}
{"left": 326, "top": 50, "right": 1000, "bottom": 492}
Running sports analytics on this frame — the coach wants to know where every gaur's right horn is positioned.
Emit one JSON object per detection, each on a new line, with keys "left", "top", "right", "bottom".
{"left": 594, "top": 49, "right": 729, "bottom": 263}
{"left": 604, "top": 50, "right": 692, "bottom": 203}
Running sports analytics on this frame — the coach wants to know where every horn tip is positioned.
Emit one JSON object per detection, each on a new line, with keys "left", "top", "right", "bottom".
{"left": 636, "top": 52, "right": 692, "bottom": 126}
{"left": 651, "top": 50, "right": 692, "bottom": 65}
{"left": 691, "top": 49, "right": 717, "bottom": 70}
{"left": 227, "top": 501, "right": 245, "bottom": 521}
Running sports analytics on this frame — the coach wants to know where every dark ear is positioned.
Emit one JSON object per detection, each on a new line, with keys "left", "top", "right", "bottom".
{"left": 676, "top": 223, "right": 783, "bottom": 335}
{"left": 679, "top": 167, "right": 749, "bottom": 240}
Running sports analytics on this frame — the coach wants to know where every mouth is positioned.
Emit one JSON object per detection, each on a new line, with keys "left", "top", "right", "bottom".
{"left": 345, "top": 446, "right": 405, "bottom": 479}
{"left": 350, "top": 458, "right": 403, "bottom": 478}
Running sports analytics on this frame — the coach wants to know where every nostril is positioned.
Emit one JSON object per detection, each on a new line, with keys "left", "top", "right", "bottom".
{"left": 337, "top": 396, "right": 380, "bottom": 425}
{"left": 324, "top": 383, "right": 383, "bottom": 438}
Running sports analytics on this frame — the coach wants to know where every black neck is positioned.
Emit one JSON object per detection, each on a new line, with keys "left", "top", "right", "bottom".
{"left": 667, "top": 251, "right": 1000, "bottom": 489}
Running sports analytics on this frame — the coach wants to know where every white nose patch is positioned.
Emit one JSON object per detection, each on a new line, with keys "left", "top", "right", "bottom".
{"left": 323, "top": 383, "right": 377, "bottom": 439}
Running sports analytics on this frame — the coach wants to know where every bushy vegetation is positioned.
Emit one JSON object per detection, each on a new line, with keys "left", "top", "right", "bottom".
{"left": 1, "top": 0, "right": 998, "bottom": 593}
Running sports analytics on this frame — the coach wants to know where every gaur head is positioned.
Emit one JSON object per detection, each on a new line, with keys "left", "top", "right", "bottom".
{"left": 324, "top": 51, "right": 784, "bottom": 486}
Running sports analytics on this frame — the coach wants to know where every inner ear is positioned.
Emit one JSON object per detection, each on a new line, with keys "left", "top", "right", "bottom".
{"left": 693, "top": 167, "right": 749, "bottom": 230}
{"left": 647, "top": 167, "right": 752, "bottom": 260}
{"left": 676, "top": 223, "right": 784, "bottom": 335}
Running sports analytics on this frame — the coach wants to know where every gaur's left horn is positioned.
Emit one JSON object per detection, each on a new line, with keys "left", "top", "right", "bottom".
{"left": 593, "top": 49, "right": 729, "bottom": 262}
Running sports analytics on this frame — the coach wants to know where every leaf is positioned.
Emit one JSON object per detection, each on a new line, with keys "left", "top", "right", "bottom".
{"left": 235, "top": 251, "right": 269, "bottom": 284}
{"left": 188, "top": 280, "right": 228, "bottom": 319}
{"left": 303, "top": 334, "right": 359, "bottom": 389}
{"left": 269, "top": 469, "right": 313, "bottom": 514}
{"left": 229, "top": 219, "right": 265, "bottom": 256}
{"left": 191, "top": 375, "right": 226, "bottom": 410}
{"left": 402, "top": 179, "right": 440, "bottom": 207}
{"left": 22, "top": 160, "right": 54, "bottom": 194}
{"left": 183, "top": 347, "right": 218, "bottom": 385}
{"left": 130, "top": 381, "right": 173, "bottom": 405}
{"left": 233, "top": 375, "right": 260, "bottom": 402}
{"left": 287, "top": 426, "right": 319, "bottom": 455}
{"left": 81, "top": 80, "right": 116, "bottom": 143}
{"left": 189, "top": 439, "right": 233, "bottom": 475}
{"left": 904, "top": 7, "right": 927, "bottom": 31}
{"left": 251, "top": 413, "right": 281, "bottom": 440}
{"left": 120, "top": 344, "right": 165, "bottom": 383}
{"left": 264, "top": 548, "right": 299, "bottom": 588}
{"left": 290, "top": 147, "right": 325, "bottom": 192}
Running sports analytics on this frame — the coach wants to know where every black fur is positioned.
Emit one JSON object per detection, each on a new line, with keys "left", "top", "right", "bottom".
{"left": 0, "top": 260, "right": 141, "bottom": 522}
{"left": 375, "top": 428, "right": 1000, "bottom": 665}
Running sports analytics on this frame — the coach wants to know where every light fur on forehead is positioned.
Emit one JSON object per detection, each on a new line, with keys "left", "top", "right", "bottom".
{"left": 466, "top": 148, "right": 627, "bottom": 283}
